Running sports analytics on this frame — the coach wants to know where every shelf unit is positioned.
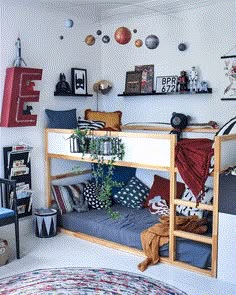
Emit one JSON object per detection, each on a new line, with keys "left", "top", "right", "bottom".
{"left": 54, "top": 92, "right": 93, "bottom": 97}
{"left": 118, "top": 88, "right": 212, "bottom": 96}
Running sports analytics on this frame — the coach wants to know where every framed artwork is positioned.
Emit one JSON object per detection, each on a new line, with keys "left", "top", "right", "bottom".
{"left": 156, "top": 75, "right": 178, "bottom": 93}
{"left": 71, "top": 68, "right": 87, "bottom": 95}
{"left": 135, "top": 64, "right": 154, "bottom": 93}
{"left": 125, "top": 71, "right": 142, "bottom": 94}
{"left": 221, "top": 55, "right": 236, "bottom": 100}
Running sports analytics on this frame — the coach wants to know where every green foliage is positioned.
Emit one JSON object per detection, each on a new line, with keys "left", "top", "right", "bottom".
{"left": 71, "top": 130, "right": 125, "bottom": 219}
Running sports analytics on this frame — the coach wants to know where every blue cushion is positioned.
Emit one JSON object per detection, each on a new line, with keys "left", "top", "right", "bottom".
{"left": 45, "top": 109, "right": 77, "bottom": 129}
{"left": 0, "top": 208, "right": 15, "bottom": 219}
{"left": 92, "top": 164, "right": 136, "bottom": 196}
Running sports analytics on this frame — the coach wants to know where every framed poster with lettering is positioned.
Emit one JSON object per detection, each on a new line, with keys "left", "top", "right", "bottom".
{"left": 125, "top": 71, "right": 142, "bottom": 94}
{"left": 156, "top": 75, "right": 178, "bottom": 93}
{"left": 135, "top": 64, "right": 154, "bottom": 93}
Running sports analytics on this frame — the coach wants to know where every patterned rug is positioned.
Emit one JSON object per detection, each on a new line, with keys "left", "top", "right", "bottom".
{"left": 0, "top": 267, "right": 188, "bottom": 295}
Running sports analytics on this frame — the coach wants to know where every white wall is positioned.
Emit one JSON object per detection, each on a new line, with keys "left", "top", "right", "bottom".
{"left": 100, "top": 0, "right": 236, "bottom": 126}
{"left": 0, "top": 3, "right": 101, "bottom": 208}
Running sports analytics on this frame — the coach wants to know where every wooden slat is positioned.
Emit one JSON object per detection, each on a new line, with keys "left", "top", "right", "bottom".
{"left": 174, "top": 199, "right": 213, "bottom": 211}
{"left": 50, "top": 169, "right": 92, "bottom": 181}
{"left": 174, "top": 230, "right": 212, "bottom": 244}
{"left": 58, "top": 228, "right": 213, "bottom": 276}
{"left": 121, "top": 125, "right": 219, "bottom": 133}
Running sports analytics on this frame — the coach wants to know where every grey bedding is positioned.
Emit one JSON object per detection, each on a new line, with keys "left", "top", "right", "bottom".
{"left": 60, "top": 204, "right": 211, "bottom": 269}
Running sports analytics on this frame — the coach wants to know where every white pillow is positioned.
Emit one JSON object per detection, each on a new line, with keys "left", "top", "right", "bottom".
{"left": 176, "top": 186, "right": 213, "bottom": 218}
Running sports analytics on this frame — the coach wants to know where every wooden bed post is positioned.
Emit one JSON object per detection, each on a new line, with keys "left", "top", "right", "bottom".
{"left": 45, "top": 129, "right": 52, "bottom": 208}
{"left": 169, "top": 134, "right": 177, "bottom": 262}
{"left": 211, "top": 135, "right": 221, "bottom": 277}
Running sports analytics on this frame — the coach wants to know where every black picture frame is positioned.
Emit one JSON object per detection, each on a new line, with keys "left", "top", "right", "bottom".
{"left": 71, "top": 68, "right": 87, "bottom": 95}
{"left": 134, "top": 64, "right": 154, "bottom": 94}
{"left": 125, "top": 71, "right": 142, "bottom": 94}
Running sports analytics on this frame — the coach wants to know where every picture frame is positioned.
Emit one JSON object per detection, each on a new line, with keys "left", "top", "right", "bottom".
{"left": 156, "top": 75, "right": 178, "bottom": 93}
{"left": 135, "top": 64, "right": 154, "bottom": 93}
{"left": 125, "top": 71, "right": 142, "bottom": 94}
{"left": 221, "top": 55, "right": 236, "bottom": 100}
{"left": 71, "top": 68, "right": 87, "bottom": 95}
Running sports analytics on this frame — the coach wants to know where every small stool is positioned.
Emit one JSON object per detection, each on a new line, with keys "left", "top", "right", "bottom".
{"left": 34, "top": 208, "right": 57, "bottom": 238}
{"left": 0, "top": 239, "right": 10, "bottom": 266}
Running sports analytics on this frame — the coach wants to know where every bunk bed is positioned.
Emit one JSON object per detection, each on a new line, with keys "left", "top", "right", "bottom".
{"left": 44, "top": 127, "right": 236, "bottom": 277}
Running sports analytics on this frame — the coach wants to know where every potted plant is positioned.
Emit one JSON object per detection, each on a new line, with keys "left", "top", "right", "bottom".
{"left": 71, "top": 130, "right": 125, "bottom": 218}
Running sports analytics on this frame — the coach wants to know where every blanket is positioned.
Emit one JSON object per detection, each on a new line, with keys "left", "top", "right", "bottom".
{"left": 138, "top": 215, "right": 208, "bottom": 272}
{"left": 175, "top": 138, "right": 214, "bottom": 202}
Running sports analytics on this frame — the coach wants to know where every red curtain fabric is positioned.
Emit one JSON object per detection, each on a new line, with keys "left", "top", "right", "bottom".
{"left": 175, "top": 138, "right": 214, "bottom": 202}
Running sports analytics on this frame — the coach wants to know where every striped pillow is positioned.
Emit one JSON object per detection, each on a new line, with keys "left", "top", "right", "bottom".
{"left": 77, "top": 119, "right": 105, "bottom": 130}
{"left": 51, "top": 182, "right": 88, "bottom": 214}
{"left": 215, "top": 116, "right": 236, "bottom": 136}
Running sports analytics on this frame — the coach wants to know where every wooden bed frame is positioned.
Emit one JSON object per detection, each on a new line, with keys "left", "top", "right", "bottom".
{"left": 45, "top": 127, "right": 236, "bottom": 277}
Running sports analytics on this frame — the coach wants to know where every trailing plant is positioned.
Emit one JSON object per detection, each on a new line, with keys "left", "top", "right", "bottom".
{"left": 70, "top": 130, "right": 125, "bottom": 219}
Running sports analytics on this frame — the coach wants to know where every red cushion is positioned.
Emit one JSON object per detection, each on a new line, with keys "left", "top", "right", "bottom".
{"left": 145, "top": 175, "right": 185, "bottom": 212}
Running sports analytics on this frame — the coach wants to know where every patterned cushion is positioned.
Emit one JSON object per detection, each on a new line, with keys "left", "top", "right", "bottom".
{"left": 215, "top": 116, "right": 236, "bottom": 136}
{"left": 83, "top": 182, "right": 109, "bottom": 209}
{"left": 77, "top": 119, "right": 105, "bottom": 130}
{"left": 84, "top": 109, "right": 122, "bottom": 131}
{"left": 176, "top": 186, "right": 213, "bottom": 218}
{"left": 147, "top": 196, "right": 169, "bottom": 216}
{"left": 51, "top": 182, "right": 88, "bottom": 214}
{"left": 113, "top": 176, "right": 149, "bottom": 208}
{"left": 145, "top": 175, "right": 185, "bottom": 212}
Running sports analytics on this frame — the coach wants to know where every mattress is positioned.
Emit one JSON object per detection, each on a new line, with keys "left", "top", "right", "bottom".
{"left": 60, "top": 204, "right": 211, "bottom": 269}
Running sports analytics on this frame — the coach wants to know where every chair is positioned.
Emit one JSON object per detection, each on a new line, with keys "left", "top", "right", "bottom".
{"left": 0, "top": 178, "right": 20, "bottom": 259}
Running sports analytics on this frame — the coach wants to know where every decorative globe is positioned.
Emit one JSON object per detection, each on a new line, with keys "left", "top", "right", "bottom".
{"left": 135, "top": 39, "right": 143, "bottom": 48}
{"left": 178, "top": 43, "right": 187, "bottom": 51}
{"left": 64, "top": 19, "right": 74, "bottom": 28}
{"left": 145, "top": 35, "right": 159, "bottom": 49}
{"left": 102, "top": 35, "right": 110, "bottom": 43}
{"left": 85, "top": 35, "right": 95, "bottom": 46}
{"left": 114, "top": 27, "right": 132, "bottom": 45}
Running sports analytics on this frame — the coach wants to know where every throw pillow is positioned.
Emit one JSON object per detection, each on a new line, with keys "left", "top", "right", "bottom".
{"left": 92, "top": 164, "right": 136, "bottom": 196}
{"left": 215, "top": 116, "right": 236, "bottom": 136}
{"left": 83, "top": 182, "right": 110, "bottom": 209}
{"left": 77, "top": 119, "right": 105, "bottom": 130}
{"left": 51, "top": 182, "right": 88, "bottom": 214}
{"left": 147, "top": 196, "right": 170, "bottom": 216}
{"left": 84, "top": 109, "right": 122, "bottom": 131}
{"left": 176, "top": 186, "right": 213, "bottom": 218}
{"left": 45, "top": 109, "right": 77, "bottom": 129}
{"left": 113, "top": 176, "right": 149, "bottom": 208}
{"left": 145, "top": 175, "right": 185, "bottom": 213}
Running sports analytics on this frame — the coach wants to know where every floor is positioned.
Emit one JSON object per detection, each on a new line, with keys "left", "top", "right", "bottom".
{"left": 0, "top": 220, "right": 235, "bottom": 295}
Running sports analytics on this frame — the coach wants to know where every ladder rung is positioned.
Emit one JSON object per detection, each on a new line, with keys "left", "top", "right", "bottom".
{"left": 174, "top": 199, "right": 213, "bottom": 211}
{"left": 174, "top": 230, "right": 212, "bottom": 244}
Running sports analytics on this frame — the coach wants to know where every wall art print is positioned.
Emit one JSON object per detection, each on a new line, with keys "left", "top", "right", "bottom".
{"left": 221, "top": 55, "right": 236, "bottom": 100}
{"left": 135, "top": 64, "right": 154, "bottom": 94}
{"left": 125, "top": 71, "right": 142, "bottom": 94}
{"left": 71, "top": 68, "right": 87, "bottom": 95}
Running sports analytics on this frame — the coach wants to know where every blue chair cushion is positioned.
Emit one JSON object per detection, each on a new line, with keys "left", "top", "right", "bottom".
{"left": 0, "top": 208, "right": 15, "bottom": 219}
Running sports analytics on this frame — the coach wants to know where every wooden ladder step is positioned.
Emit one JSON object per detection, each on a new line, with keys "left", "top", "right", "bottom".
{"left": 174, "top": 199, "right": 213, "bottom": 211}
{"left": 174, "top": 230, "right": 213, "bottom": 244}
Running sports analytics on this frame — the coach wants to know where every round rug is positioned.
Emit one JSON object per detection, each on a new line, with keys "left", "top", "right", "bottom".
{"left": 0, "top": 267, "right": 188, "bottom": 295}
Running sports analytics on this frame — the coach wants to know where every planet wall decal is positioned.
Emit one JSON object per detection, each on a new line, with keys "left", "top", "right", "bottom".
{"left": 114, "top": 27, "right": 132, "bottom": 45}
{"left": 135, "top": 39, "right": 143, "bottom": 48}
{"left": 96, "top": 30, "right": 102, "bottom": 36}
{"left": 102, "top": 35, "right": 110, "bottom": 43}
{"left": 145, "top": 35, "right": 159, "bottom": 49}
{"left": 65, "top": 19, "right": 74, "bottom": 28}
{"left": 178, "top": 43, "right": 187, "bottom": 51}
{"left": 85, "top": 35, "right": 96, "bottom": 46}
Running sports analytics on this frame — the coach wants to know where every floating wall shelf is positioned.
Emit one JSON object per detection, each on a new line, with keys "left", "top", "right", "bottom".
{"left": 54, "top": 92, "right": 93, "bottom": 97}
{"left": 118, "top": 88, "right": 212, "bottom": 97}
